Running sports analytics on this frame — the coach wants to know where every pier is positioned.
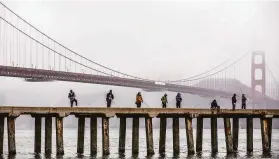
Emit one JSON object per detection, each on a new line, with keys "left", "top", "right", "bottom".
{"left": 0, "top": 106, "right": 278, "bottom": 156}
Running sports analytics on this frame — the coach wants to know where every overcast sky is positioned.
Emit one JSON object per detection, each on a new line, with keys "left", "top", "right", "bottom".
{"left": 0, "top": 0, "right": 278, "bottom": 104}
{"left": 2, "top": 0, "right": 278, "bottom": 81}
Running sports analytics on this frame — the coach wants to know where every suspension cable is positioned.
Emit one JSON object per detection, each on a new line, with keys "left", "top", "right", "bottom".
{"left": 170, "top": 52, "right": 250, "bottom": 82}
{"left": 266, "top": 64, "right": 279, "bottom": 86}
{"left": 0, "top": 2, "right": 147, "bottom": 80}
{"left": 170, "top": 57, "right": 231, "bottom": 82}
{"left": 0, "top": 17, "right": 118, "bottom": 76}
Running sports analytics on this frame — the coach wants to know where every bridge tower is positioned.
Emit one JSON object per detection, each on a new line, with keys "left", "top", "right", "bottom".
{"left": 251, "top": 51, "right": 266, "bottom": 108}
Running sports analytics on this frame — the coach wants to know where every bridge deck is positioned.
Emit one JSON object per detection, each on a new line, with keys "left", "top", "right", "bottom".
{"left": 0, "top": 65, "right": 235, "bottom": 98}
{"left": 0, "top": 106, "right": 278, "bottom": 118}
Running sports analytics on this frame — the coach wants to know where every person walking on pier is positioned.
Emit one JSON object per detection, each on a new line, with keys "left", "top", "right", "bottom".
{"left": 106, "top": 90, "right": 114, "bottom": 108}
{"left": 135, "top": 92, "right": 143, "bottom": 108}
{"left": 242, "top": 94, "right": 247, "bottom": 109}
{"left": 232, "top": 94, "right": 237, "bottom": 110}
{"left": 176, "top": 93, "right": 182, "bottom": 108}
{"left": 68, "top": 90, "right": 78, "bottom": 107}
{"left": 161, "top": 93, "right": 168, "bottom": 108}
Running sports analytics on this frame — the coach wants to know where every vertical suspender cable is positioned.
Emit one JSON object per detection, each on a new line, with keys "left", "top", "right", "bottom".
{"left": 64, "top": 48, "right": 66, "bottom": 71}
{"left": 42, "top": 34, "right": 44, "bottom": 69}
{"left": 36, "top": 31, "right": 38, "bottom": 68}
{"left": 59, "top": 44, "right": 61, "bottom": 71}
{"left": 17, "top": 18, "right": 19, "bottom": 67}
{"left": 48, "top": 37, "right": 50, "bottom": 69}
{"left": 58, "top": 45, "right": 61, "bottom": 71}
{"left": 4, "top": 8, "right": 6, "bottom": 66}
{"left": 10, "top": 13, "right": 12, "bottom": 66}
{"left": 53, "top": 40, "right": 55, "bottom": 70}
{"left": 30, "top": 25, "right": 32, "bottom": 68}
{"left": 24, "top": 22, "right": 26, "bottom": 67}
{"left": 69, "top": 51, "right": 71, "bottom": 71}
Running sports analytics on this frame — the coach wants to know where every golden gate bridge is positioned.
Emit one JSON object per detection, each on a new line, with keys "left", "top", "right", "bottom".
{"left": 0, "top": 2, "right": 278, "bottom": 107}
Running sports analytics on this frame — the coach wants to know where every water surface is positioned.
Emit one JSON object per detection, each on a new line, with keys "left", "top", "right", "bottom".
{"left": 2, "top": 129, "right": 279, "bottom": 159}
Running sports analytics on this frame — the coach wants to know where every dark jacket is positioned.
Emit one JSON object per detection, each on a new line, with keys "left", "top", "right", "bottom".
{"left": 211, "top": 100, "right": 218, "bottom": 108}
{"left": 68, "top": 92, "right": 76, "bottom": 100}
{"left": 106, "top": 93, "right": 114, "bottom": 101}
{"left": 242, "top": 96, "right": 247, "bottom": 104}
{"left": 176, "top": 95, "right": 182, "bottom": 102}
{"left": 232, "top": 96, "right": 237, "bottom": 103}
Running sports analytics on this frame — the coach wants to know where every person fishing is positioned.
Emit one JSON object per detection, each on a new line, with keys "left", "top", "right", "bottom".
{"left": 232, "top": 94, "right": 237, "bottom": 111}
{"left": 135, "top": 92, "right": 143, "bottom": 108}
{"left": 211, "top": 99, "right": 219, "bottom": 109}
{"left": 106, "top": 90, "right": 114, "bottom": 108}
{"left": 211, "top": 99, "right": 220, "bottom": 113}
{"left": 176, "top": 93, "right": 182, "bottom": 108}
{"left": 161, "top": 93, "right": 168, "bottom": 108}
{"left": 68, "top": 90, "right": 78, "bottom": 107}
{"left": 242, "top": 94, "right": 247, "bottom": 109}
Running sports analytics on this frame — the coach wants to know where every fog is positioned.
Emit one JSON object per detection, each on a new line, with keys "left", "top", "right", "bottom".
{"left": 0, "top": 1, "right": 278, "bottom": 106}
{"left": 0, "top": 0, "right": 279, "bottom": 129}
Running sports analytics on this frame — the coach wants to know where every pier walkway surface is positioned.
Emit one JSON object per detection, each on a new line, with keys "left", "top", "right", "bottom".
{"left": 1, "top": 106, "right": 279, "bottom": 117}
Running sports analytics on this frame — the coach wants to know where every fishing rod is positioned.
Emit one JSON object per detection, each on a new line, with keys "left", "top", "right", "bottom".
{"left": 112, "top": 100, "right": 117, "bottom": 106}
{"left": 240, "top": 88, "right": 243, "bottom": 94}
{"left": 143, "top": 101, "right": 150, "bottom": 107}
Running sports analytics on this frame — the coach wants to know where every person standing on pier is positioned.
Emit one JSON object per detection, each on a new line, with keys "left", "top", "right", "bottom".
{"left": 176, "top": 93, "right": 182, "bottom": 108}
{"left": 242, "top": 94, "right": 247, "bottom": 109}
{"left": 106, "top": 90, "right": 114, "bottom": 107}
{"left": 135, "top": 92, "right": 143, "bottom": 108}
{"left": 68, "top": 90, "right": 78, "bottom": 107}
{"left": 232, "top": 94, "right": 237, "bottom": 110}
{"left": 161, "top": 93, "right": 168, "bottom": 108}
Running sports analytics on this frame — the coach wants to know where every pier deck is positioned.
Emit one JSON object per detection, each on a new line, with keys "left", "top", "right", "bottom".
{"left": 0, "top": 107, "right": 279, "bottom": 118}
{"left": 0, "top": 106, "right": 278, "bottom": 156}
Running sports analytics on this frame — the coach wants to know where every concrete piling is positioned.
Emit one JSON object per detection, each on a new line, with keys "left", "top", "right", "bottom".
{"left": 34, "top": 116, "right": 42, "bottom": 153}
{"left": 173, "top": 117, "right": 180, "bottom": 156}
{"left": 247, "top": 117, "right": 253, "bottom": 152}
{"left": 132, "top": 117, "right": 139, "bottom": 156}
{"left": 0, "top": 116, "right": 4, "bottom": 155}
{"left": 45, "top": 116, "right": 52, "bottom": 154}
{"left": 267, "top": 118, "right": 272, "bottom": 149}
{"left": 102, "top": 117, "right": 110, "bottom": 156}
{"left": 90, "top": 117, "right": 97, "bottom": 155}
{"left": 211, "top": 117, "right": 218, "bottom": 153}
{"left": 196, "top": 117, "right": 203, "bottom": 152}
{"left": 232, "top": 118, "right": 239, "bottom": 152}
{"left": 159, "top": 117, "right": 167, "bottom": 155}
{"left": 7, "top": 117, "right": 16, "bottom": 155}
{"left": 77, "top": 116, "right": 85, "bottom": 154}
{"left": 185, "top": 118, "right": 195, "bottom": 154}
{"left": 119, "top": 117, "right": 126, "bottom": 154}
{"left": 223, "top": 118, "right": 233, "bottom": 153}
{"left": 145, "top": 117, "right": 154, "bottom": 156}
{"left": 56, "top": 117, "right": 64, "bottom": 155}
{"left": 260, "top": 118, "right": 270, "bottom": 153}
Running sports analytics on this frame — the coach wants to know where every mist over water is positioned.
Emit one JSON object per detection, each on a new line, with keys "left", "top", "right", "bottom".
{"left": 1, "top": 128, "right": 278, "bottom": 159}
